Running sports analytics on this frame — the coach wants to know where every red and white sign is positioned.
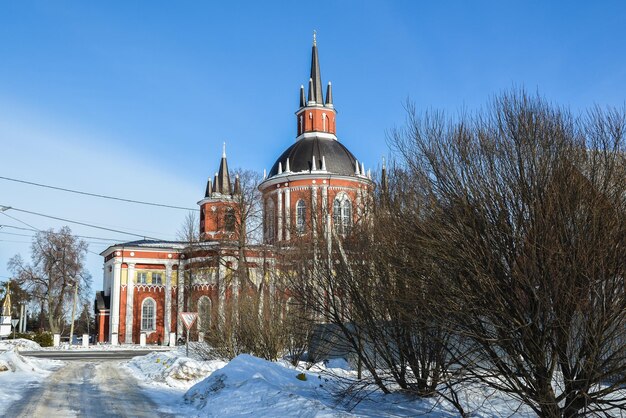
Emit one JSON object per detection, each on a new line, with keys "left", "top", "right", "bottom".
{"left": 179, "top": 312, "right": 198, "bottom": 330}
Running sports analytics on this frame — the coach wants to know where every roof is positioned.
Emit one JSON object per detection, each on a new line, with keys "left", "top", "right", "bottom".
{"left": 95, "top": 291, "right": 110, "bottom": 311}
{"left": 268, "top": 136, "right": 358, "bottom": 177}
{"left": 112, "top": 239, "right": 187, "bottom": 248}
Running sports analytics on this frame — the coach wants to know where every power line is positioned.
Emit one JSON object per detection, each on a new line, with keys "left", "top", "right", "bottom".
{"left": 0, "top": 224, "right": 125, "bottom": 241}
{"left": 0, "top": 175, "right": 200, "bottom": 212}
{"left": 0, "top": 213, "right": 123, "bottom": 259}
{"left": 1, "top": 206, "right": 164, "bottom": 240}
{"left": 0, "top": 231, "right": 115, "bottom": 246}
{"left": 1, "top": 211, "right": 39, "bottom": 230}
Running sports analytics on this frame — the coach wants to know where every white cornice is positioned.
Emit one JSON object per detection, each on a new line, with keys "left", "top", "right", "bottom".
{"left": 258, "top": 173, "right": 374, "bottom": 191}
{"left": 294, "top": 105, "right": 336, "bottom": 115}
{"left": 294, "top": 132, "right": 338, "bottom": 142}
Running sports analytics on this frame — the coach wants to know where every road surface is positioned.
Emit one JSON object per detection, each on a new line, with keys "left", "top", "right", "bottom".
{"left": 10, "top": 360, "right": 176, "bottom": 418}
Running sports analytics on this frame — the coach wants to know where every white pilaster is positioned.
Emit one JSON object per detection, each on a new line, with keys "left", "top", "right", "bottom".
{"left": 110, "top": 261, "right": 122, "bottom": 343}
{"left": 322, "top": 186, "right": 329, "bottom": 242}
{"left": 164, "top": 262, "right": 173, "bottom": 346}
{"left": 277, "top": 189, "right": 283, "bottom": 241}
{"left": 125, "top": 263, "right": 135, "bottom": 344}
{"left": 311, "top": 186, "right": 318, "bottom": 239}
{"left": 284, "top": 187, "right": 291, "bottom": 241}
{"left": 218, "top": 257, "right": 226, "bottom": 325}
{"left": 177, "top": 260, "right": 185, "bottom": 337}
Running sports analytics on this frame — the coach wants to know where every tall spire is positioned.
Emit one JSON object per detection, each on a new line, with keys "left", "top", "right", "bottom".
{"left": 216, "top": 144, "right": 231, "bottom": 195}
{"left": 308, "top": 31, "right": 323, "bottom": 104}
{"left": 299, "top": 85, "right": 305, "bottom": 108}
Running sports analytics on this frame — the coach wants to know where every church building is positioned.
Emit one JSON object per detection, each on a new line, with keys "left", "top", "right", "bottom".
{"left": 96, "top": 35, "right": 373, "bottom": 345}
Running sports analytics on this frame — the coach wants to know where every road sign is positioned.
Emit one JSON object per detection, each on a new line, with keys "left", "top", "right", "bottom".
{"left": 180, "top": 312, "right": 198, "bottom": 330}
{"left": 179, "top": 312, "right": 198, "bottom": 358}
{"left": 11, "top": 319, "right": 19, "bottom": 339}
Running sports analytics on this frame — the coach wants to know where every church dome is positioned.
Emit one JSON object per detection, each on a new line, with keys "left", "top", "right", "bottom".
{"left": 268, "top": 136, "right": 358, "bottom": 177}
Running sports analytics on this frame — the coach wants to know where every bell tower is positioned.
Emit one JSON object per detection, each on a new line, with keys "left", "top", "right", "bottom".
{"left": 198, "top": 143, "right": 241, "bottom": 241}
{"left": 295, "top": 32, "right": 337, "bottom": 138}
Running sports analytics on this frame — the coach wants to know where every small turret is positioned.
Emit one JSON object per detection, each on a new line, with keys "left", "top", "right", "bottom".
{"left": 205, "top": 177, "right": 213, "bottom": 198}
{"left": 325, "top": 82, "right": 333, "bottom": 107}
{"left": 233, "top": 174, "right": 240, "bottom": 195}
{"left": 381, "top": 156, "right": 388, "bottom": 192}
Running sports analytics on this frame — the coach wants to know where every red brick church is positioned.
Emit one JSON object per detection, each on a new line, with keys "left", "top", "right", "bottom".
{"left": 96, "top": 35, "right": 374, "bottom": 345}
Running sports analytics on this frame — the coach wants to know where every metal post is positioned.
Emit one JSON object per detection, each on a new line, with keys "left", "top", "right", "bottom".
{"left": 186, "top": 328, "right": 190, "bottom": 357}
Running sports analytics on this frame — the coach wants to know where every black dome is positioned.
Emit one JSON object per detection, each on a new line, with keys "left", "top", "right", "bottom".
{"left": 269, "top": 137, "right": 358, "bottom": 177}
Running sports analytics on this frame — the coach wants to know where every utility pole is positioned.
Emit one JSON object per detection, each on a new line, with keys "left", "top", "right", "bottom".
{"left": 69, "top": 279, "right": 79, "bottom": 346}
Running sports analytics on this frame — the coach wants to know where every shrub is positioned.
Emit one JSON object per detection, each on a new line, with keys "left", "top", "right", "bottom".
{"left": 32, "top": 332, "right": 53, "bottom": 347}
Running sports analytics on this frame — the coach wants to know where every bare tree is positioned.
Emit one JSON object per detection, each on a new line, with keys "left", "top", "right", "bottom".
{"left": 8, "top": 226, "right": 92, "bottom": 334}
{"left": 177, "top": 210, "right": 200, "bottom": 314}
{"left": 391, "top": 91, "right": 626, "bottom": 417}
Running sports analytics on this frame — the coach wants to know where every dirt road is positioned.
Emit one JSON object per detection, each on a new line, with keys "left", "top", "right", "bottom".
{"left": 11, "top": 361, "right": 175, "bottom": 418}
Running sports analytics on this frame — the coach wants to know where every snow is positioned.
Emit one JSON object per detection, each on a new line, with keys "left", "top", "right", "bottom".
{"left": 0, "top": 348, "right": 62, "bottom": 413}
{"left": 0, "top": 338, "right": 43, "bottom": 351}
{"left": 41, "top": 342, "right": 174, "bottom": 351}
{"left": 125, "top": 350, "right": 226, "bottom": 389}
{"left": 184, "top": 354, "right": 350, "bottom": 417}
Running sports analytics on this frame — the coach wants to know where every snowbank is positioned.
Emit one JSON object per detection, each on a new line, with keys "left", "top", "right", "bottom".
{"left": 125, "top": 350, "right": 226, "bottom": 389}
{"left": 0, "top": 338, "right": 43, "bottom": 352}
{"left": 184, "top": 354, "right": 353, "bottom": 417}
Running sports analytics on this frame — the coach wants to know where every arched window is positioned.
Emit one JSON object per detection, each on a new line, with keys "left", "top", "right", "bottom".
{"left": 197, "top": 296, "right": 211, "bottom": 333}
{"left": 225, "top": 207, "right": 235, "bottom": 232}
{"left": 265, "top": 198, "right": 275, "bottom": 243}
{"left": 296, "top": 199, "right": 306, "bottom": 233}
{"left": 341, "top": 200, "right": 352, "bottom": 232}
{"left": 333, "top": 199, "right": 342, "bottom": 230}
{"left": 333, "top": 194, "right": 352, "bottom": 235}
{"left": 141, "top": 298, "right": 156, "bottom": 331}
{"left": 322, "top": 113, "right": 327, "bottom": 132}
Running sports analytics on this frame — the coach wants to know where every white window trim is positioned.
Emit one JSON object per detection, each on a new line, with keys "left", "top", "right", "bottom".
{"left": 141, "top": 297, "right": 157, "bottom": 332}
{"left": 333, "top": 192, "right": 352, "bottom": 234}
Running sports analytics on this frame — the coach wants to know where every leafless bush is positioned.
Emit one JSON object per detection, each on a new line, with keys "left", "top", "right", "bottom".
{"left": 391, "top": 91, "right": 626, "bottom": 417}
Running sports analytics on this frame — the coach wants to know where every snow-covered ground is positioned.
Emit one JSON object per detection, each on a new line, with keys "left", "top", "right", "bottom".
{"left": 0, "top": 338, "right": 44, "bottom": 352}
{"left": 125, "top": 347, "right": 537, "bottom": 417}
{"left": 0, "top": 345, "right": 63, "bottom": 413}
{"left": 41, "top": 342, "right": 175, "bottom": 351}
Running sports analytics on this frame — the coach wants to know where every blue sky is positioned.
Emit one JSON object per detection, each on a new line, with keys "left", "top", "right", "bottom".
{"left": 1, "top": 1, "right": 625, "bottom": 289}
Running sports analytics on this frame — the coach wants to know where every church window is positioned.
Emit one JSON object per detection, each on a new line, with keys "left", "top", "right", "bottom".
{"left": 225, "top": 207, "right": 236, "bottom": 232}
{"left": 141, "top": 298, "right": 156, "bottom": 331}
{"left": 341, "top": 200, "right": 352, "bottom": 232}
{"left": 197, "top": 296, "right": 211, "bottom": 333}
{"left": 333, "top": 194, "right": 352, "bottom": 235}
{"left": 296, "top": 199, "right": 306, "bottom": 233}
{"left": 322, "top": 113, "right": 327, "bottom": 132}
{"left": 137, "top": 272, "right": 148, "bottom": 284}
{"left": 152, "top": 272, "right": 162, "bottom": 285}
{"left": 333, "top": 199, "right": 342, "bottom": 230}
